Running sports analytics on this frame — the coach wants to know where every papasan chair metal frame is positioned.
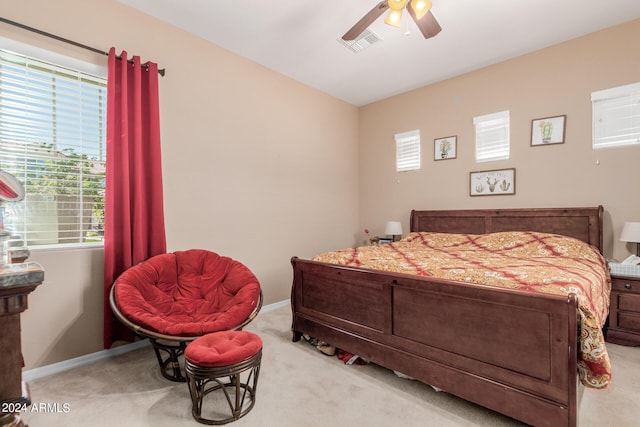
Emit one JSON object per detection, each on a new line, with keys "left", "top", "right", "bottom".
{"left": 109, "top": 250, "right": 263, "bottom": 382}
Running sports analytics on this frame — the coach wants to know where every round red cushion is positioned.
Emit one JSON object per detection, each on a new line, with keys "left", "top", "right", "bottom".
{"left": 114, "top": 249, "right": 261, "bottom": 337}
{"left": 185, "top": 331, "right": 262, "bottom": 367}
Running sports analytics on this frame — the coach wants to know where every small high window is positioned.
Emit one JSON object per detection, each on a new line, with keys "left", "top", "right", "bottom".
{"left": 473, "top": 110, "right": 510, "bottom": 162}
{"left": 592, "top": 82, "right": 640, "bottom": 149}
{"left": 395, "top": 130, "right": 420, "bottom": 172}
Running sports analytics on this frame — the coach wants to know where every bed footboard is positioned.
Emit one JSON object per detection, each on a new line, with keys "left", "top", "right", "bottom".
{"left": 290, "top": 257, "right": 579, "bottom": 427}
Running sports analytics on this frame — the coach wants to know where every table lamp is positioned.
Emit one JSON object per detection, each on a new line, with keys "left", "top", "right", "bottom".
{"left": 385, "top": 221, "right": 403, "bottom": 242}
{"left": 620, "top": 221, "right": 640, "bottom": 256}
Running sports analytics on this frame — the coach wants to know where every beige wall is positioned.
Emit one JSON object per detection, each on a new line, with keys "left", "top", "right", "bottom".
{"left": 359, "top": 19, "right": 640, "bottom": 261}
{"left": 1, "top": 0, "right": 358, "bottom": 368}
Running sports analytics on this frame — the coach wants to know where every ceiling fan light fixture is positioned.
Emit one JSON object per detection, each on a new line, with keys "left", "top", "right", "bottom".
{"left": 384, "top": 9, "right": 403, "bottom": 27}
{"left": 387, "top": 0, "right": 408, "bottom": 10}
{"left": 343, "top": 0, "right": 441, "bottom": 41}
{"left": 410, "top": 0, "right": 432, "bottom": 20}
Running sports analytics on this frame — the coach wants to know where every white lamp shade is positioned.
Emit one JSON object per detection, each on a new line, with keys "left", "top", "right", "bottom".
{"left": 620, "top": 222, "right": 640, "bottom": 243}
{"left": 385, "top": 221, "right": 403, "bottom": 236}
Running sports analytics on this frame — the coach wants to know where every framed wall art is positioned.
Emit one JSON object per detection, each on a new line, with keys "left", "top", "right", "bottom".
{"left": 531, "top": 115, "right": 566, "bottom": 146}
{"left": 470, "top": 168, "right": 516, "bottom": 196}
{"left": 434, "top": 136, "right": 457, "bottom": 160}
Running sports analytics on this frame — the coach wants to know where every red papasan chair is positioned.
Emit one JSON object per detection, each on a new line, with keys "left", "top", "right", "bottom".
{"left": 109, "top": 249, "right": 262, "bottom": 382}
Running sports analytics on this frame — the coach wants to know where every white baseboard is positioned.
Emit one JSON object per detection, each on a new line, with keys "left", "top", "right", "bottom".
{"left": 22, "top": 299, "right": 290, "bottom": 382}
{"left": 22, "top": 340, "right": 150, "bottom": 382}
{"left": 260, "top": 298, "right": 290, "bottom": 313}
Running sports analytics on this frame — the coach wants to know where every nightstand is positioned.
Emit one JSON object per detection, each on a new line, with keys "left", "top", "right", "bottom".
{"left": 607, "top": 274, "right": 640, "bottom": 346}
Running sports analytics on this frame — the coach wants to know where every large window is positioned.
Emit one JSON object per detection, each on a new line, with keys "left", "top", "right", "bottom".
{"left": 0, "top": 49, "right": 107, "bottom": 247}
{"left": 473, "top": 110, "right": 510, "bottom": 162}
{"left": 592, "top": 82, "right": 640, "bottom": 149}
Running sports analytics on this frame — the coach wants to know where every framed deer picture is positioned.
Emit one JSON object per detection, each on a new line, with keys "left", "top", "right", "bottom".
{"left": 470, "top": 168, "right": 516, "bottom": 196}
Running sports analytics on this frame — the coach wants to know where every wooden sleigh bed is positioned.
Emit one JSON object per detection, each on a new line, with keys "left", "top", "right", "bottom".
{"left": 290, "top": 206, "right": 610, "bottom": 427}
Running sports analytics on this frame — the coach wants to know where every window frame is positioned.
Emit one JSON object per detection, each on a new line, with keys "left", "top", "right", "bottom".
{"left": 592, "top": 82, "right": 640, "bottom": 149}
{"left": 395, "top": 129, "right": 421, "bottom": 172}
{"left": 473, "top": 110, "right": 510, "bottom": 163}
{"left": 0, "top": 43, "right": 107, "bottom": 250}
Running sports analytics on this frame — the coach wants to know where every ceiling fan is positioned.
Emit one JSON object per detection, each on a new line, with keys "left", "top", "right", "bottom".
{"left": 342, "top": 0, "right": 442, "bottom": 41}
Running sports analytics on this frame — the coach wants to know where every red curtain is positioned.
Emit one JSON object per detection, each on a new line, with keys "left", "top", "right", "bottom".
{"left": 103, "top": 48, "right": 167, "bottom": 349}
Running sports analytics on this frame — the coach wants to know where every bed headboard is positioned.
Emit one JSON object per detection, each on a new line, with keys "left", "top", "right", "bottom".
{"left": 410, "top": 206, "right": 604, "bottom": 252}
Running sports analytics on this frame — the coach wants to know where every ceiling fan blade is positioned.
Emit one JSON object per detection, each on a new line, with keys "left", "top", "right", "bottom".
{"left": 342, "top": 1, "right": 389, "bottom": 41}
{"left": 407, "top": 8, "right": 442, "bottom": 39}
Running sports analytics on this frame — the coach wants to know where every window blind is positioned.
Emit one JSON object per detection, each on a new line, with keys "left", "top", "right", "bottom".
{"left": 0, "top": 49, "right": 107, "bottom": 247}
{"left": 395, "top": 130, "right": 420, "bottom": 172}
{"left": 592, "top": 82, "right": 640, "bottom": 149}
{"left": 473, "top": 110, "right": 510, "bottom": 162}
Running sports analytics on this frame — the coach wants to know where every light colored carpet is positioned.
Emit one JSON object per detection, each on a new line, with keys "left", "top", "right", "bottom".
{"left": 21, "top": 305, "right": 640, "bottom": 426}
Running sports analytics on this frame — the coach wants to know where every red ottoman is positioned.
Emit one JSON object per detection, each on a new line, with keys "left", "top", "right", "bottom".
{"left": 185, "top": 331, "right": 262, "bottom": 425}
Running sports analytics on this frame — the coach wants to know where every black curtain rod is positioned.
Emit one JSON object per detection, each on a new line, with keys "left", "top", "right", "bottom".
{"left": 0, "top": 16, "right": 165, "bottom": 77}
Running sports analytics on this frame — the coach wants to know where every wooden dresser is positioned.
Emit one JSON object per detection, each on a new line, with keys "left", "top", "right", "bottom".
{"left": 607, "top": 274, "right": 640, "bottom": 346}
{"left": 0, "top": 262, "right": 44, "bottom": 427}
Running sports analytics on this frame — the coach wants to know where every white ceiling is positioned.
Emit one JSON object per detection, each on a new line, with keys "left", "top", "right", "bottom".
{"left": 120, "top": 0, "right": 640, "bottom": 106}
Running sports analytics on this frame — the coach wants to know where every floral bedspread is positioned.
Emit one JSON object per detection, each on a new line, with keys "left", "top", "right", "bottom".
{"left": 313, "top": 231, "right": 612, "bottom": 389}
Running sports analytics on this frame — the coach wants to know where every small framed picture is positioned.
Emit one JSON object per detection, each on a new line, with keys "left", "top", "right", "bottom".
{"left": 434, "top": 136, "right": 457, "bottom": 160}
{"left": 531, "top": 115, "right": 566, "bottom": 146}
{"left": 470, "top": 168, "right": 516, "bottom": 196}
